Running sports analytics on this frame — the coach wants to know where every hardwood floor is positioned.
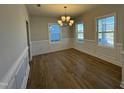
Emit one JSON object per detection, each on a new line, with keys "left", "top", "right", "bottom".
{"left": 27, "top": 48, "right": 122, "bottom": 89}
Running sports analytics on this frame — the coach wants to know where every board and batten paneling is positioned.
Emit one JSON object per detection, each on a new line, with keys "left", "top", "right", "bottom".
{"left": 32, "top": 38, "right": 74, "bottom": 56}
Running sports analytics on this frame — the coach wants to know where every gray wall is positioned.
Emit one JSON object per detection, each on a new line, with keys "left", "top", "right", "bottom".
{"left": 30, "top": 15, "right": 74, "bottom": 41}
{"left": 0, "top": 5, "right": 29, "bottom": 80}
{"left": 75, "top": 5, "right": 124, "bottom": 44}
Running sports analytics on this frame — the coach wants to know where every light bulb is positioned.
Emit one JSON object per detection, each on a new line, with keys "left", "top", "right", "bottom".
{"left": 69, "top": 22, "right": 72, "bottom": 26}
{"left": 70, "top": 20, "right": 74, "bottom": 24}
{"left": 60, "top": 23, "right": 63, "bottom": 26}
{"left": 58, "top": 20, "right": 62, "bottom": 24}
{"left": 61, "top": 16, "right": 66, "bottom": 21}
{"left": 66, "top": 16, "right": 70, "bottom": 22}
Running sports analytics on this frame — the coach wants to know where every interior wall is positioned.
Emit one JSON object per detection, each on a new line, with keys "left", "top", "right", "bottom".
{"left": 30, "top": 15, "right": 74, "bottom": 41}
{"left": 30, "top": 5, "right": 124, "bottom": 67}
{"left": 30, "top": 15, "right": 74, "bottom": 55}
{"left": 0, "top": 5, "right": 29, "bottom": 84}
{"left": 30, "top": 16, "right": 56, "bottom": 41}
{"left": 73, "top": 5, "right": 124, "bottom": 67}
{"left": 76, "top": 5, "right": 124, "bottom": 43}
{"left": 29, "top": 5, "right": 124, "bottom": 87}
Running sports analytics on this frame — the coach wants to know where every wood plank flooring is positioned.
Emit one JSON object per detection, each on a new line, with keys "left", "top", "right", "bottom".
{"left": 27, "top": 48, "right": 122, "bottom": 89}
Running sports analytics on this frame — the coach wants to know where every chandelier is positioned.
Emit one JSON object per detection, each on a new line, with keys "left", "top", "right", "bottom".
{"left": 58, "top": 6, "right": 74, "bottom": 26}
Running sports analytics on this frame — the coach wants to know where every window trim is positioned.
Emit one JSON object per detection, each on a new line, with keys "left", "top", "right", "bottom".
{"left": 76, "top": 23, "right": 84, "bottom": 43}
{"left": 48, "top": 23, "right": 62, "bottom": 44}
{"left": 95, "top": 13, "right": 116, "bottom": 48}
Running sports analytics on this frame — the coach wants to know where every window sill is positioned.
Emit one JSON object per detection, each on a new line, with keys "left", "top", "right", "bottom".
{"left": 50, "top": 41, "right": 61, "bottom": 44}
{"left": 97, "top": 44, "right": 115, "bottom": 49}
{"left": 76, "top": 40, "right": 84, "bottom": 44}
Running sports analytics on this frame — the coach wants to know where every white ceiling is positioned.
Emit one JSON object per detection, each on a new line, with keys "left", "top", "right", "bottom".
{"left": 26, "top": 4, "right": 101, "bottom": 17}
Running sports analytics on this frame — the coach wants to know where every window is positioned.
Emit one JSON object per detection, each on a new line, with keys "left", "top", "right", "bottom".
{"left": 97, "top": 15, "right": 115, "bottom": 47}
{"left": 49, "top": 23, "right": 61, "bottom": 42}
{"left": 76, "top": 23, "right": 84, "bottom": 41}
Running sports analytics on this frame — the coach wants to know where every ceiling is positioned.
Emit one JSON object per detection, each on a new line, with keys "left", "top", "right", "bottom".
{"left": 26, "top": 4, "right": 101, "bottom": 17}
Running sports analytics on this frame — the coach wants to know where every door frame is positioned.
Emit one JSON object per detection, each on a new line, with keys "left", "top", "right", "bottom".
{"left": 26, "top": 20, "right": 31, "bottom": 61}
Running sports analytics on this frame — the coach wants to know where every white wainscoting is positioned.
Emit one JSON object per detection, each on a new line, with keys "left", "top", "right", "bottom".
{"left": 120, "top": 51, "right": 124, "bottom": 88}
{"left": 32, "top": 38, "right": 122, "bottom": 67}
{"left": 73, "top": 39, "right": 123, "bottom": 67}
{"left": 0, "top": 47, "right": 30, "bottom": 89}
{"left": 32, "top": 38, "right": 73, "bottom": 56}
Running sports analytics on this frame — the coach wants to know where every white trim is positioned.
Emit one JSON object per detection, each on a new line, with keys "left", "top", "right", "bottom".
{"left": 0, "top": 47, "right": 28, "bottom": 88}
{"left": 31, "top": 38, "right": 74, "bottom": 43}
{"left": 50, "top": 41, "right": 62, "bottom": 44}
{"left": 76, "top": 40, "right": 84, "bottom": 44}
{"left": 84, "top": 39, "right": 96, "bottom": 42}
{"left": 97, "top": 44, "right": 115, "bottom": 49}
{"left": 120, "top": 52, "right": 124, "bottom": 88}
{"left": 31, "top": 38, "right": 73, "bottom": 56}
{"left": 32, "top": 40, "right": 48, "bottom": 43}
{"left": 75, "top": 23, "right": 84, "bottom": 43}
